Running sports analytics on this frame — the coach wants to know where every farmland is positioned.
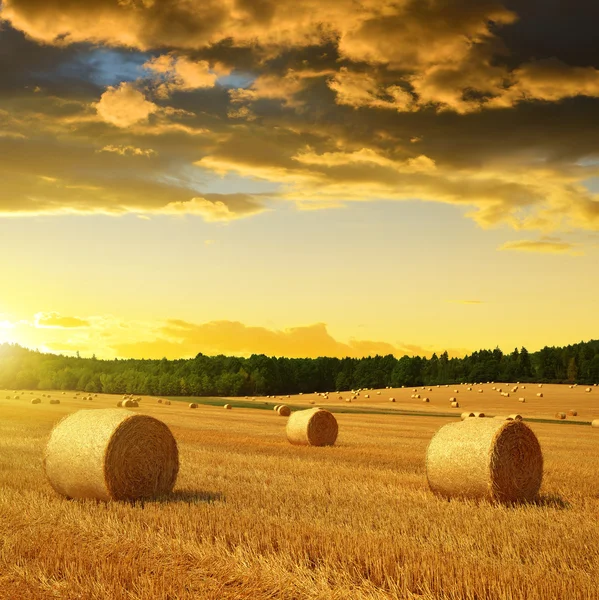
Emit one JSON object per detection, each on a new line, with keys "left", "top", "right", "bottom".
{"left": 1, "top": 384, "right": 598, "bottom": 599}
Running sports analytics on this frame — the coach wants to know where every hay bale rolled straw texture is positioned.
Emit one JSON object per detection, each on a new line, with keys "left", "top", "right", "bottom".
{"left": 44, "top": 409, "right": 179, "bottom": 501}
{"left": 224, "top": 404, "right": 232, "bottom": 410}
{"left": 277, "top": 405, "right": 291, "bottom": 417}
{"left": 426, "top": 418, "right": 543, "bottom": 503}
{"left": 286, "top": 408, "right": 338, "bottom": 447}
{"left": 461, "top": 412, "right": 475, "bottom": 420}
{"left": 555, "top": 412, "right": 566, "bottom": 420}
{"left": 592, "top": 420, "right": 599, "bottom": 428}
{"left": 49, "top": 399, "right": 60, "bottom": 405}
{"left": 568, "top": 410, "right": 578, "bottom": 417}
{"left": 189, "top": 403, "right": 198, "bottom": 409}
{"left": 31, "top": 398, "right": 41, "bottom": 405}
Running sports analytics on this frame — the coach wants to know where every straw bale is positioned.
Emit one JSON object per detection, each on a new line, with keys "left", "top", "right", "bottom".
{"left": 422, "top": 397, "right": 429, "bottom": 402}
{"left": 286, "top": 408, "right": 338, "bottom": 446}
{"left": 567, "top": 410, "right": 577, "bottom": 416}
{"left": 277, "top": 405, "right": 291, "bottom": 417}
{"left": 426, "top": 418, "right": 543, "bottom": 503}
{"left": 224, "top": 404, "right": 232, "bottom": 410}
{"left": 586, "top": 387, "right": 592, "bottom": 393}
{"left": 592, "top": 420, "right": 599, "bottom": 428}
{"left": 451, "top": 401, "right": 460, "bottom": 408}
{"left": 507, "top": 414, "right": 523, "bottom": 420}
{"left": 461, "top": 412, "right": 475, "bottom": 420}
{"left": 164, "top": 400, "right": 171, "bottom": 406}
{"left": 117, "top": 401, "right": 123, "bottom": 407}
{"left": 390, "top": 397, "right": 396, "bottom": 402}
{"left": 555, "top": 412, "right": 566, "bottom": 420}
{"left": 519, "top": 397, "right": 526, "bottom": 402}
{"left": 472, "top": 412, "right": 485, "bottom": 418}
{"left": 536, "top": 393, "right": 543, "bottom": 397}
{"left": 44, "top": 409, "right": 179, "bottom": 501}
{"left": 31, "top": 398, "right": 41, "bottom": 404}
{"left": 274, "top": 404, "right": 280, "bottom": 411}
{"left": 157, "top": 399, "right": 163, "bottom": 403}
{"left": 49, "top": 399, "right": 60, "bottom": 405}
{"left": 189, "top": 403, "right": 198, "bottom": 409}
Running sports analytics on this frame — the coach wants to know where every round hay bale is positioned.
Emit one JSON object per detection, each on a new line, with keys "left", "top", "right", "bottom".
{"left": 451, "top": 401, "right": 459, "bottom": 408}
{"left": 536, "top": 393, "right": 543, "bottom": 398}
{"left": 472, "top": 412, "right": 485, "bottom": 418}
{"left": 164, "top": 400, "right": 171, "bottom": 406}
{"left": 586, "top": 387, "right": 592, "bottom": 393}
{"left": 224, "top": 404, "right": 232, "bottom": 410}
{"left": 31, "top": 398, "right": 41, "bottom": 405}
{"left": 389, "top": 397, "right": 396, "bottom": 402}
{"left": 49, "top": 399, "right": 60, "bottom": 405}
{"left": 507, "top": 414, "right": 523, "bottom": 421}
{"left": 461, "top": 412, "right": 475, "bottom": 420}
{"left": 426, "top": 418, "right": 543, "bottom": 503}
{"left": 189, "top": 403, "right": 198, "bottom": 409}
{"left": 44, "top": 409, "right": 179, "bottom": 501}
{"left": 274, "top": 404, "right": 280, "bottom": 411}
{"left": 592, "top": 420, "right": 599, "bottom": 428}
{"left": 310, "top": 400, "right": 316, "bottom": 404}
{"left": 117, "top": 401, "right": 123, "bottom": 407}
{"left": 422, "top": 397, "right": 429, "bottom": 403}
{"left": 157, "top": 399, "right": 163, "bottom": 404}
{"left": 277, "top": 405, "right": 291, "bottom": 417}
{"left": 555, "top": 412, "right": 566, "bottom": 420}
{"left": 519, "top": 397, "right": 526, "bottom": 403}
{"left": 122, "top": 399, "right": 135, "bottom": 408}
{"left": 567, "top": 409, "right": 577, "bottom": 416}
{"left": 286, "top": 408, "right": 338, "bottom": 447}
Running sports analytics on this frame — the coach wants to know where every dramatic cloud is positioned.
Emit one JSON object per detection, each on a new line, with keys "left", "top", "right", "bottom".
{"left": 1, "top": 0, "right": 599, "bottom": 237}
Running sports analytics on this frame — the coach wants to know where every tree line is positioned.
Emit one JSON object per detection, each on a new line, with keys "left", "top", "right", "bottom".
{"left": 0, "top": 340, "right": 598, "bottom": 397}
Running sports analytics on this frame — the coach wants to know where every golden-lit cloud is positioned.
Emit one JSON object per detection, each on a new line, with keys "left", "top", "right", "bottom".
{"left": 94, "top": 82, "right": 159, "bottom": 127}
{"left": 498, "top": 239, "right": 584, "bottom": 256}
{"left": 160, "top": 194, "right": 268, "bottom": 222}
{"left": 98, "top": 144, "right": 157, "bottom": 157}
{"left": 34, "top": 312, "right": 90, "bottom": 328}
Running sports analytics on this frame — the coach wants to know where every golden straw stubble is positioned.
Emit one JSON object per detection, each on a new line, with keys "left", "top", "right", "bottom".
{"left": 286, "top": 408, "right": 338, "bottom": 446}
{"left": 44, "top": 409, "right": 179, "bottom": 501}
{"left": 426, "top": 418, "right": 543, "bottom": 503}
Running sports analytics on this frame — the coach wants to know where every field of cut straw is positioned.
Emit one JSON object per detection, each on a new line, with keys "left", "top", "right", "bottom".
{"left": 1, "top": 385, "right": 599, "bottom": 599}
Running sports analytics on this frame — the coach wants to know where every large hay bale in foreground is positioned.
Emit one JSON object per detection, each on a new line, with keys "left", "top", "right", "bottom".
{"left": 426, "top": 418, "right": 543, "bottom": 503}
{"left": 44, "top": 409, "right": 179, "bottom": 501}
{"left": 277, "top": 405, "right": 291, "bottom": 417}
{"left": 286, "top": 408, "right": 338, "bottom": 447}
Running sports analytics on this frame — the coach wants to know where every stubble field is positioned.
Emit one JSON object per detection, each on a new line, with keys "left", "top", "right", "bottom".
{"left": 0, "top": 383, "right": 598, "bottom": 599}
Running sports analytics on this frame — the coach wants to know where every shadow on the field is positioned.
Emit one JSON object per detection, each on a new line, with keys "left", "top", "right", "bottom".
{"left": 529, "top": 493, "right": 571, "bottom": 509}
{"left": 137, "top": 490, "right": 224, "bottom": 506}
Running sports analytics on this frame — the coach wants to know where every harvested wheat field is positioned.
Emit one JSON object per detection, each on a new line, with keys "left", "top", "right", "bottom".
{"left": 1, "top": 389, "right": 599, "bottom": 599}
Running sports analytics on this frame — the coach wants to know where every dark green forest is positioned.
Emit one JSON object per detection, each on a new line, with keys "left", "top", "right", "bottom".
{"left": 1, "top": 340, "right": 599, "bottom": 397}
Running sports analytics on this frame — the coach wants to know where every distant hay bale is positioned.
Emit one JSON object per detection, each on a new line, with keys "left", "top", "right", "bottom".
{"left": 122, "top": 399, "right": 136, "bottom": 408}
{"left": 586, "top": 387, "right": 592, "bottom": 393}
{"left": 157, "top": 399, "right": 163, "bottom": 404}
{"left": 567, "top": 410, "right": 577, "bottom": 416}
{"left": 164, "top": 400, "right": 171, "bottom": 406}
{"left": 286, "top": 408, "right": 338, "bottom": 447}
{"left": 274, "top": 404, "right": 281, "bottom": 411}
{"left": 189, "top": 403, "right": 198, "bottom": 409}
{"left": 461, "top": 412, "right": 475, "bottom": 420}
{"left": 592, "top": 420, "right": 599, "bottom": 428}
{"left": 519, "top": 397, "right": 526, "bottom": 403}
{"left": 426, "top": 418, "right": 543, "bottom": 503}
{"left": 44, "top": 408, "right": 179, "bottom": 501}
{"left": 472, "top": 412, "right": 485, "bottom": 418}
{"left": 345, "top": 399, "right": 351, "bottom": 403}
{"left": 451, "top": 401, "right": 460, "bottom": 408}
{"left": 507, "top": 414, "right": 523, "bottom": 421}
{"left": 310, "top": 400, "right": 316, "bottom": 404}
{"left": 422, "top": 397, "right": 429, "bottom": 402}
{"left": 377, "top": 391, "right": 381, "bottom": 395}
{"left": 536, "top": 393, "right": 543, "bottom": 398}
{"left": 364, "top": 394, "right": 369, "bottom": 398}
{"left": 49, "top": 399, "right": 60, "bottom": 405}
{"left": 31, "top": 398, "right": 41, "bottom": 405}
{"left": 538, "top": 384, "right": 543, "bottom": 388}
{"left": 277, "top": 405, "right": 291, "bottom": 417}
{"left": 224, "top": 404, "right": 232, "bottom": 410}
{"left": 478, "top": 389, "right": 483, "bottom": 393}
{"left": 555, "top": 412, "right": 566, "bottom": 420}
{"left": 415, "top": 394, "right": 420, "bottom": 399}
{"left": 449, "top": 397, "right": 456, "bottom": 402}
{"left": 117, "top": 401, "right": 123, "bottom": 407}
{"left": 390, "top": 397, "right": 396, "bottom": 402}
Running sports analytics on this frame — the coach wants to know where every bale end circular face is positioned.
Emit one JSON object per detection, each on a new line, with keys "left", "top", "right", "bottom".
{"left": 224, "top": 404, "right": 232, "bottom": 410}
{"left": 277, "top": 405, "right": 291, "bottom": 417}
{"left": 189, "top": 403, "right": 198, "bottom": 409}
{"left": 286, "top": 408, "right": 338, "bottom": 446}
{"left": 555, "top": 412, "right": 566, "bottom": 420}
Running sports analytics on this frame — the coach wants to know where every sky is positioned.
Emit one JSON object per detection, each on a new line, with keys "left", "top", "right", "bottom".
{"left": 0, "top": 0, "right": 598, "bottom": 360}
